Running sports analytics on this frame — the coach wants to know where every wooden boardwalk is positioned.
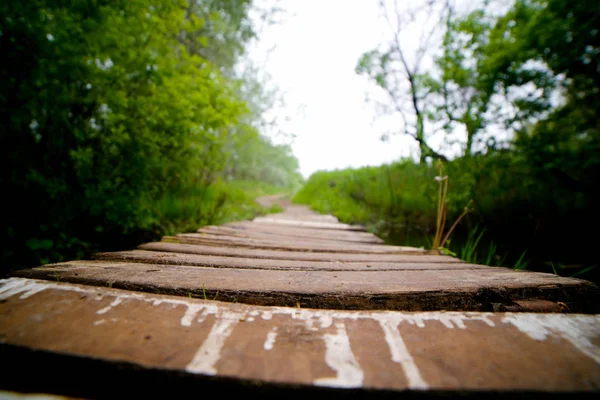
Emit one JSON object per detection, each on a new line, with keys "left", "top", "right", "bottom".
{"left": 1, "top": 198, "right": 600, "bottom": 397}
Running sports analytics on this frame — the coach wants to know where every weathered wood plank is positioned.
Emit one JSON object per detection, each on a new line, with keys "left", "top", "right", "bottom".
{"left": 13, "top": 261, "right": 599, "bottom": 312}
{"left": 195, "top": 226, "right": 382, "bottom": 244}
{"left": 92, "top": 250, "right": 478, "bottom": 271}
{"left": 168, "top": 233, "right": 431, "bottom": 254}
{"left": 225, "top": 220, "right": 380, "bottom": 238}
{"left": 252, "top": 216, "right": 367, "bottom": 231}
{"left": 264, "top": 212, "right": 340, "bottom": 223}
{"left": 1, "top": 278, "right": 599, "bottom": 397}
{"left": 198, "top": 225, "right": 385, "bottom": 244}
{"left": 138, "top": 242, "right": 457, "bottom": 263}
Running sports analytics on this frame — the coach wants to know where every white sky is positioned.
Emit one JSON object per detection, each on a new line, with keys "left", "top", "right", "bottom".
{"left": 248, "top": 0, "right": 422, "bottom": 178}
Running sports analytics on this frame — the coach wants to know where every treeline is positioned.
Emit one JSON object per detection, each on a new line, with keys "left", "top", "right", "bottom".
{"left": 1, "top": 0, "right": 302, "bottom": 271}
{"left": 296, "top": 0, "right": 599, "bottom": 282}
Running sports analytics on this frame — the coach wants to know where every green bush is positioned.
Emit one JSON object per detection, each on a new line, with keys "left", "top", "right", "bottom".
{"left": 294, "top": 152, "right": 599, "bottom": 283}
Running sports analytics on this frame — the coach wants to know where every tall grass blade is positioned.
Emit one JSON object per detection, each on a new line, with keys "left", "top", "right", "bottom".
{"left": 513, "top": 250, "right": 529, "bottom": 270}
{"left": 570, "top": 265, "right": 597, "bottom": 278}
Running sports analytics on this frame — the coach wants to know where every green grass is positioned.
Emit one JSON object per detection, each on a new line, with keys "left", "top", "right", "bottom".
{"left": 513, "top": 250, "right": 529, "bottom": 271}
{"left": 458, "top": 226, "right": 486, "bottom": 264}
{"left": 570, "top": 265, "right": 598, "bottom": 278}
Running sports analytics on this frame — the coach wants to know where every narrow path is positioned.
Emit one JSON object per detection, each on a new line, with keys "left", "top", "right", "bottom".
{"left": 1, "top": 198, "right": 599, "bottom": 396}
{"left": 12, "top": 198, "right": 598, "bottom": 312}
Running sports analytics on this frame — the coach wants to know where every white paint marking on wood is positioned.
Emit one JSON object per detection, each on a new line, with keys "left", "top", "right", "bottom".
{"left": 6, "top": 277, "right": 600, "bottom": 372}
{"left": 503, "top": 314, "right": 600, "bottom": 364}
{"left": 0, "top": 279, "right": 496, "bottom": 328}
{"left": 319, "top": 314, "right": 333, "bottom": 328}
{"left": 180, "top": 304, "right": 207, "bottom": 327}
{"left": 377, "top": 317, "right": 429, "bottom": 390}
{"left": 0, "top": 278, "right": 84, "bottom": 300}
{"left": 196, "top": 304, "right": 220, "bottom": 324}
{"left": 93, "top": 319, "right": 106, "bottom": 326}
{"left": 152, "top": 299, "right": 218, "bottom": 326}
{"left": 314, "top": 322, "right": 364, "bottom": 388}
{"left": 185, "top": 310, "right": 243, "bottom": 375}
{"left": 289, "top": 309, "right": 344, "bottom": 332}
{"left": 400, "top": 312, "right": 495, "bottom": 329}
{"left": 96, "top": 297, "right": 123, "bottom": 314}
{"left": 0, "top": 279, "right": 497, "bottom": 330}
{"left": 261, "top": 311, "right": 272, "bottom": 320}
{"left": 0, "top": 279, "right": 225, "bottom": 329}
{"left": 264, "top": 327, "right": 278, "bottom": 351}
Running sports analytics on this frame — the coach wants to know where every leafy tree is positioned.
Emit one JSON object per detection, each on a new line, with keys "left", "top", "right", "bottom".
{"left": 0, "top": 0, "right": 299, "bottom": 270}
{"left": 223, "top": 124, "right": 303, "bottom": 188}
{"left": 356, "top": 0, "right": 450, "bottom": 162}
{"left": 424, "top": 5, "right": 498, "bottom": 156}
{"left": 477, "top": 0, "right": 600, "bottom": 195}
{"left": 178, "top": 0, "right": 256, "bottom": 74}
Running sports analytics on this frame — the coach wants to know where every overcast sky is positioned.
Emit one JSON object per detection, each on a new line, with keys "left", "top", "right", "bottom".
{"left": 248, "top": 0, "right": 423, "bottom": 178}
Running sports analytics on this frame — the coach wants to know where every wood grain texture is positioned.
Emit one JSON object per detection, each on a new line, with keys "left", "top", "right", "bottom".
{"left": 92, "top": 250, "right": 475, "bottom": 271}
{"left": 197, "top": 224, "right": 385, "bottom": 244}
{"left": 13, "top": 260, "right": 598, "bottom": 312}
{"left": 1, "top": 278, "right": 599, "bottom": 397}
{"left": 138, "top": 241, "right": 457, "bottom": 262}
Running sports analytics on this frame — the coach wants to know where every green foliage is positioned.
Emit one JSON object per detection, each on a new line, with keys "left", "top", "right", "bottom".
{"left": 294, "top": 154, "right": 598, "bottom": 283}
{"left": 182, "top": 0, "right": 257, "bottom": 74}
{"left": 223, "top": 125, "right": 304, "bottom": 190}
{"left": 424, "top": 6, "right": 497, "bottom": 155}
{"left": 348, "top": 0, "right": 599, "bottom": 285}
{"left": 0, "top": 0, "right": 300, "bottom": 272}
{"left": 295, "top": 161, "right": 443, "bottom": 241}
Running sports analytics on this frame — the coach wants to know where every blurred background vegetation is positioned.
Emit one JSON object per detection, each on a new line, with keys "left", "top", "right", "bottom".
{"left": 1, "top": 0, "right": 303, "bottom": 272}
{"left": 296, "top": 0, "right": 600, "bottom": 283}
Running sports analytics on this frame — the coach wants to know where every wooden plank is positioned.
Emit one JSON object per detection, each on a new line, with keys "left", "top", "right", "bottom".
{"left": 13, "top": 261, "right": 599, "bottom": 312}
{"left": 263, "top": 213, "right": 340, "bottom": 223}
{"left": 197, "top": 226, "right": 384, "bottom": 245}
{"left": 1, "top": 278, "right": 599, "bottom": 397}
{"left": 196, "top": 224, "right": 384, "bottom": 244}
{"left": 92, "top": 249, "right": 484, "bottom": 271}
{"left": 169, "top": 233, "right": 430, "bottom": 254}
{"left": 252, "top": 217, "right": 367, "bottom": 231}
{"left": 138, "top": 242, "right": 459, "bottom": 263}
{"left": 205, "top": 223, "right": 385, "bottom": 244}
{"left": 227, "top": 220, "right": 378, "bottom": 236}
